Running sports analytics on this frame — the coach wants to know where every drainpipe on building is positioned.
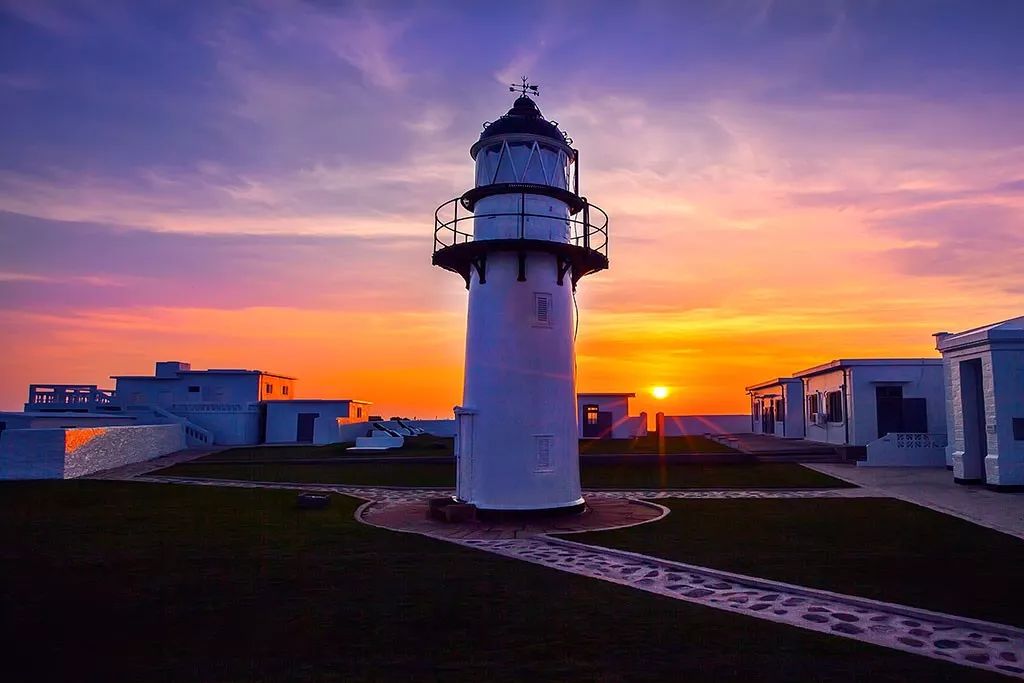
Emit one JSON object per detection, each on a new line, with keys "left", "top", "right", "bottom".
{"left": 801, "top": 377, "right": 809, "bottom": 438}
{"left": 842, "top": 367, "right": 851, "bottom": 445}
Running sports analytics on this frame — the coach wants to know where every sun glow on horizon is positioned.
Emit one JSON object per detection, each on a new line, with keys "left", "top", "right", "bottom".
{"left": 651, "top": 386, "right": 670, "bottom": 400}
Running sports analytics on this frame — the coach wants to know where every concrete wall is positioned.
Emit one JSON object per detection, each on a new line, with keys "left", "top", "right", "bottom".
{"left": 862, "top": 433, "right": 948, "bottom": 467}
{"left": 338, "top": 421, "right": 374, "bottom": 443}
{"left": 660, "top": 414, "right": 750, "bottom": 436}
{"left": 0, "top": 413, "right": 137, "bottom": 430}
{"left": 405, "top": 419, "right": 457, "bottom": 436}
{"left": 0, "top": 423, "right": 185, "bottom": 480}
{"left": 175, "top": 409, "right": 261, "bottom": 446}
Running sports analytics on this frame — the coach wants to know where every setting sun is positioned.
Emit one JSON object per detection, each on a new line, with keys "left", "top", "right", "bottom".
{"left": 651, "top": 386, "right": 669, "bottom": 400}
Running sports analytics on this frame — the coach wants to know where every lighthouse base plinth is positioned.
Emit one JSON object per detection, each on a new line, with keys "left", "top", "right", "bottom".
{"left": 474, "top": 500, "right": 587, "bottom": 522}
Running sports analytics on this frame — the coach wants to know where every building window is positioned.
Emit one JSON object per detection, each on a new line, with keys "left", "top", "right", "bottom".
{"left": 807, "top": 394, "right": 819, "bottom": 418}
{"left": 584, "top": 404, "right": 599, "bottom": 425}
{"left": 1014, "top": 418, "right": 1024, "bottom": 441}
{"left": 187, "top": 385, "right": 200, "bottom": 393}
{"left": 826, "top": 391, "right": 844, "bottom": 422}
{"left": 534, "top": 293, "right": 552, "bottom": 326}
{"left": 356, "top": 406, "right": 363, "bottom": 418}
{"left": 265, "top": 383, "right": 273, "bottom": 395}
{"left": 777, "top": 398, "right": 785, "bottom": 420}
{"left": 282, "top": 386, "right": 289, "bottom": 396}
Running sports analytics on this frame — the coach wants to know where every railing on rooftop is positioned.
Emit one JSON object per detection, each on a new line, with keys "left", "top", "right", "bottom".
{"left": 26, "top": 384, "right": 116, "bottom": 408}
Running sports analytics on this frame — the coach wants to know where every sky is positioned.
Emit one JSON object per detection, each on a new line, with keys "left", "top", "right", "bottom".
{"left": 1, "top": 0, "right": 1022, "bottom": 419}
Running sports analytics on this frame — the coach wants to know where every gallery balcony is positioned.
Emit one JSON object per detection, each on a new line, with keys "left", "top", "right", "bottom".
{"left": 432, "top": 188, "right": 609, "bottom": 289}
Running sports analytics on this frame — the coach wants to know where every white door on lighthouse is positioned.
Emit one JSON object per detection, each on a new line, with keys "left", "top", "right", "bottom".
{"left": 455, "top": 407, "right": 476, "bottom": 502}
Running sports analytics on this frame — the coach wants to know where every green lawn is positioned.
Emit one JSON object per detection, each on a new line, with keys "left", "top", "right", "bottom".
{"left": 155, "top": 460, "right": 851, "bottom": 489}
{"left": 199, "top": 435, "right": 734, "bottom": 463}
{"left": 580, "top": 435, "right": 736, "bottom": 454}
{"left": 199, "top": 435, "right": 454, "bottom": 462}
{"left": 0, "top": 481, "right": 1002, "bottom": 682}
{"left": 571, "top": 498, "right": 1024, "bottom": 627}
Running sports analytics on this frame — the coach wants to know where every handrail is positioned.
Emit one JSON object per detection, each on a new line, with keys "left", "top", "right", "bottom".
{"left": 433, "top": 192, "right": 608, "bottom": 258}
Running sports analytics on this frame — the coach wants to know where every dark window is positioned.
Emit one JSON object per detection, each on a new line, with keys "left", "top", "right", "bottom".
{"left": 584, "top": 404, "right": 599, "bottom": 426}
{"left": 282, "top": 386, "right": 289, "bottom": 396}
{"left": 356, "top": 406, "right": 363, "bottom": 418}
{"left": 265, "top": 383, "right": 273, "bottom": 394}
{"left": 777, "top": 398, "right": 785, "bottom": 420}
{"left": 187, "top": 385, "right": 200, "bottom": 393}
{"left": 807, "top": 394, "right": 819, "bottom": 417}
{"left": 1014, "top": 418, "right": 1024, "bottom": 441}
{"left": 826, "top": 391, "right": 844, "bottom": 422}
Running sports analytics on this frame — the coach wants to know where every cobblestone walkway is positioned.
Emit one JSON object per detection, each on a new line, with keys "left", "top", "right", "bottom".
{"left": 129, "top": 474, "right": 1024, "bottom": 678}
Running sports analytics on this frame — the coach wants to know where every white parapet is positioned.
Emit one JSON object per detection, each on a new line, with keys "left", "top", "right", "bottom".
{"left": 860, "top": 432, "right": 949, "bottom": 467}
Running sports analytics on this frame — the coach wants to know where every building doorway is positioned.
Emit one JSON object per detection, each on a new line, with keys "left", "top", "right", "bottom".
{"left": 875, "top": 386, "right": 904, "bottom": 439}
{"left": 958, "top": 358, "right": 987, "bottom": 482}
{"left": 762, "top": 402, "right": 776, "bottom": 434}
{"left": 296, "top": 413, "right": 318, "bottom": 443}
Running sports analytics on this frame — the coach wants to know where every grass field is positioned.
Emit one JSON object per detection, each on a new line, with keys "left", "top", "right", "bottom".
{"left": 579, "top": 435, "right": 736, "bottom": 454}
{"left": 198, "top": 435, "right": 454, "bottom": 461}
{"left": 0, "top": 481, "right": 1001, "bottom": 682}
{"left": 155, "top": 460, "right": 851, "bottom": 489}
{"left": 571, "top": 498, "right": 1024, "bottom": 627}
{"left": 199, "top": 435, "right": 735, "bottom": 463}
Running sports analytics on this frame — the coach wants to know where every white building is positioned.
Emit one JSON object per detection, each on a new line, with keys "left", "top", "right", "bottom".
{"left": 577, "top": 393, "right": 647, "bottom": 439}
{"left": 935, "top": 316, "right": 1024, "bottom": 489}
{"left": 20, "top": 360, "right": 372, "bottom": 447}
{"left": 112, "top": 361, "right": 295, "bottom": 446}
{"left": 433, "top": 85, "right": 609, "bottom": 512}
{"left": 745, "top": 378, "right": 804, "bottom": 438}
{"left": 794, "top": 359, "right": 946, "bottom": 449}
{"left": 265, "top": 399, "right": 372, "bottom": 445}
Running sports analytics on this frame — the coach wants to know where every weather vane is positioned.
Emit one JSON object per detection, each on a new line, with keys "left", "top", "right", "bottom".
{"left": 509, "top": 76, "right": 539, "bottom": 97}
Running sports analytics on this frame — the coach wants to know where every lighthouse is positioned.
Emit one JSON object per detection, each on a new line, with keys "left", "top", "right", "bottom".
{"left": 432, "top": 79, "right": 609, "bottom": 513}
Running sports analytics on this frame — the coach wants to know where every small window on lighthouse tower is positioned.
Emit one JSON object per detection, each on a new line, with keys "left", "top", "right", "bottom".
{"left": 534, "top": 293, "right": 552, "bottom": 326}
{"left": 535, "top": 435, "right": 554, "bottom": 472}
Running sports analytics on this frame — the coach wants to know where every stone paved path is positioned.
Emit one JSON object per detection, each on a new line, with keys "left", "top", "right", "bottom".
{"left": 362, "top": 497, "right": 666, "bottom": 540}
{"left": 127, "top": 474, "right": 1024, "bottom": 678}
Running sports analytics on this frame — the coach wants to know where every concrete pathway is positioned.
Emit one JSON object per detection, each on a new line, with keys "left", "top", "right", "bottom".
{"left": 804, "top": 464, "right": 1024, "bottom": 540}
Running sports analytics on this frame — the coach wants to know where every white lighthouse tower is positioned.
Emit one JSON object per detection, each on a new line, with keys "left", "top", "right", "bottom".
{"left": 433, "top": 79, "right": 609, "bottom": 513}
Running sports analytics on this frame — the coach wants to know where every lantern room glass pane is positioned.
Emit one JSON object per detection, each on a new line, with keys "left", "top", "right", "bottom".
{"left": 507, "top": 143, "right": 532, "bottom": 181}
{"left": 493, "top": 142, "right": 518, "bottom": 182}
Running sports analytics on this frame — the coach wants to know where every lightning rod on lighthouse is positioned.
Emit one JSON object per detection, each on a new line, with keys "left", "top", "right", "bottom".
{"left": 432, "top": 79, "right": 609, "bottom": 513}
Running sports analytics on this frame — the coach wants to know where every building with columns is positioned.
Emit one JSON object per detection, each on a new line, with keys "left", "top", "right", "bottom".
{"left": 936, "top": 316, "right": 1024, "bottom": 489}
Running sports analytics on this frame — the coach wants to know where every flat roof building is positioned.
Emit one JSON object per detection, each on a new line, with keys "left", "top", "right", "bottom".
{"left": 794, "top": 359, "right": 946, "bottom": 448}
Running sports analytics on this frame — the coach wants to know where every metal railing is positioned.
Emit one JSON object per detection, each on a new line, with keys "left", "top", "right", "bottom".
{"left": 433, "top": 192, "right": 608, "bottom": 257}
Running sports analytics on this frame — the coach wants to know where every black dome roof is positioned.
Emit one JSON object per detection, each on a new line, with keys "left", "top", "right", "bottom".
{"left": 479, "top": 95, "right": 566, "bottom": 144}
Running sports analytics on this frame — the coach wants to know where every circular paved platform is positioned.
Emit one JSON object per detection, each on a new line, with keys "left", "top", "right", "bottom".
{"left": 360, "top": 496, "right": 665, "bottom": 540}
